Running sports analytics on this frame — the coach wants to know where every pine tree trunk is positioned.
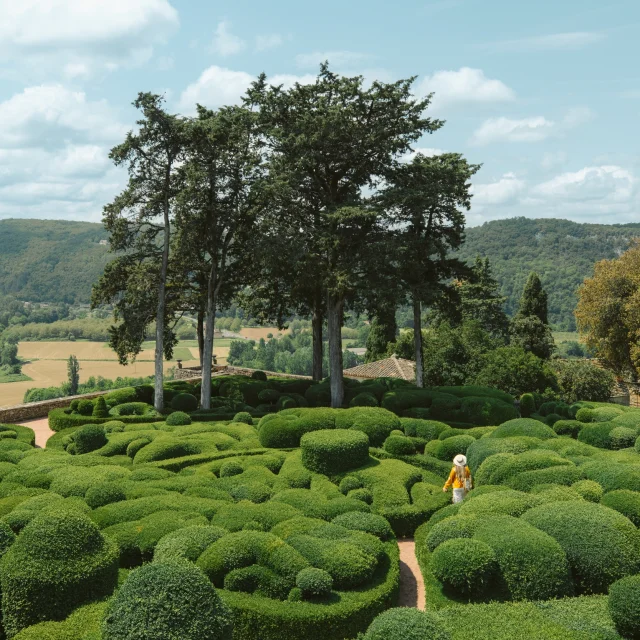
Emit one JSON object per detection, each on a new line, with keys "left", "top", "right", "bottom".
{"left": 413, "top": 296, "right": 424, "bottom": 388}
{"left": 154, "top": 199, "right": 171, "bottom": 412}
{"left": 312, "top": 299, "right": 323, "bottom": 382}
{"left": 197, "top": 309, "right": 204, "bottom": 367}
{"left": 327, "top": 293, "right": 344, "bottom": 408}
{"left": 200, "top": 264, "right": 216, "bottom": 410}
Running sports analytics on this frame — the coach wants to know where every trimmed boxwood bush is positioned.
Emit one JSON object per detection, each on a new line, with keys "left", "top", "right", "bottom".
{"left": 296, "top": 567, "right": 333, "bottom": 598}
{"left": 383, "top": 435, "right": 416, "bottom": 456}
{"left": 102, "top": 561, "right": 233, "bottom": 640}
{"left": 571, "top": 479, "right": 603, "bottom": 503}
{"left": 489, "top": 419, "right": 557, "bottom": 441}
{"left": 77, "top": 399, "right": 94, "bottom": 416}
{"left": 92, "top": 396, "right": 109, "bottom": 418}
{"left": 84, "top": 483, "right": 126, "bottom": 509}
{"left": 576, "top": 408, "right": 596, "bottom": 423}
{"left": 522, "top": 500, "right": 640, "bottom": 593}
{"left": 170, "top": 393, "right": 198, "bottom": 412}
{"left": 433, "top": 435, "right": 475, "bottom": 462}
{"left": 109, "top": 402, "right": 158, "bottom": 418}
{"left": 153, "top": 525, "right": 228, "bottom": 563}
{"left": 1, "top": 511, "right": 119, "bottom": 637}
{"left": 301, "top": 430, "right": 370, "bottom": 475}
{"left": 431, "top": 538, "right": 498, "bottom": 597}
{"left": 611, "top": 427, "right": 637, "bottom": 450}
{"left": 400, "top": 418, "right": 449, "bottom": 441}
{"left": 340, "top": 476, "right": 362, "bottom": 495}
{"left": 350, "top": 393, "right": 378, "bottom": 408}
{"left": 234, "top": 412, "right": 254, "bottom": 425}
{"left": 332, "top": 512, "right": 394, "bottom": 541}
{"left": 165, "top": 411, "right": 192, "bottom": 426}
{"left": 609, "top": 575, "right": 640, "bottom": 640}
{"left": 578, "top": 422, "right": 616, "bottom": 449}
{"left": 251, "top": 371, "right": 268, "bottom": 381}
{"left": 519, "top": 393, "right": 535, "bottom": 417}
{"left": 220, "top": 460, "right": 244, "bottom": 478}
{"left": 334, "top": 408, "right": 400, "bottom": 447}
{"left": 553, "top": 420, "right": 584, "bottom": 438}
{"left": 601, "top": 490, "right": 640, "bottom": 527}
{"left": 363, "top": 608, "right": 450, "bottom": 640}
{"left": 73, "top": 424, "right": 107, "bottom": 454}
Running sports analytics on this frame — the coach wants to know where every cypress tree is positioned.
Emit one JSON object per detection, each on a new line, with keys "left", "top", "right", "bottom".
{"left": 518, "top": 272, "right": 548, "bottom": 323}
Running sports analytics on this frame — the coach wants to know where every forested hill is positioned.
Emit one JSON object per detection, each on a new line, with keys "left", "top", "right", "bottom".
{"left": 458, "top": 217, "right": 640, "bottom": 330}
{"left": 0, "top": 219, "right": 109, "bottom": 304}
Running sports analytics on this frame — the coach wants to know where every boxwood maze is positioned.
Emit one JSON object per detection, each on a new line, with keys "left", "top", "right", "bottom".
{"left": 0, "top": 376, "right": 639, "bottom": 638}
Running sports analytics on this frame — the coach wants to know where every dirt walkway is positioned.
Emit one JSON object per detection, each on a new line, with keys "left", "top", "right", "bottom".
{"left": 397, "top": 539, "right": 425, "bottom": 610}
{"left": 17, "top": 418, "right": 54, "bottom": 448}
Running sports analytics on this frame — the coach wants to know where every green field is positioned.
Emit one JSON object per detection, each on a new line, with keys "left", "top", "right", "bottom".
{"left": 553, "top": 331, "right": 582, "bottom": 343}
{"left": 0, "top": 372, "right": 32, "bottom": 384}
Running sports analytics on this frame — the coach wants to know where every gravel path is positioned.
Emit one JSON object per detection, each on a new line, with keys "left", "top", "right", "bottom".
{"left": 17, "top": 417, "right": 54, "bottom": 448}
{"left": 397, "top": 539, "right": 425, "bottom": 610}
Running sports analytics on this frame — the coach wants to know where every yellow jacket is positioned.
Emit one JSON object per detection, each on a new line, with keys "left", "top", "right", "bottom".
{"left": 444, "top": 466, "right": 472, "bottom": 490}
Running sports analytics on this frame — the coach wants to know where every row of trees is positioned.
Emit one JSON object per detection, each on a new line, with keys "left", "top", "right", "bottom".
{"left": 93, "top": 65, "right": 480, "bottom": 410}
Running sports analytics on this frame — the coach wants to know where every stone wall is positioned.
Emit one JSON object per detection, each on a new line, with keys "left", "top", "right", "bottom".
{"left": 0, "top": 391, "right": 109, "bottom": 424}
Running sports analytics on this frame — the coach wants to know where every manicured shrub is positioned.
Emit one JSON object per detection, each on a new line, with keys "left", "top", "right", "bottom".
{"left": 593, "top": 406, "right": 624, "bottom": 422}
{"left": 339, "top": 475, "right": 362, "bottom": 495}
{"left": 611, "top": 427, "right": 637, "bottom": 450}
{"left": 73, "top": 424, "right": 107, "bottom": 454}
{"left": 571, "top": 479, "right": 603, "bottom": 503}
{"left": 92, "top": 396, "right": 109, "bottom": 418}
{"left": 170, "top": 393, "right": 198, "bottom": 412}
{"left": 519, "top": 393, "right": 535, "bottom": 417}
{"left": 383, "top": 435, "right": 416, "bottom": 456}
{"left": 332, "top": 512, "right": 394, "bottom": 541}
{"left": 576, "top": 408, "right": 596, "bottom": 423}
{"left": 348, "top": 488, "right": 373, "bottom": 504}
{"left": 335, "top": 407, "right": 400, "bottom": 447}
{"left": 126, "top": 437, "right": 150, "bottom": 459}
{"left": 220, "top": 460, "right": 244, "bottom": 478}
{"left": 545, "top": 413, "right": 562, "bottom": 427}
{"left": 251, "top": 370, "right": 268, "bottom": 381}
{"left": 578, "top": 422, "right": 616, "bottom": 449}
{"left": 553, "top": 420, "right": 584, "bottom": 438}
{"left": 102, "top": 561, "right": 233, "bottom": 640}
{"left": 154, "top": 525, "right": 228, "bottom": 563}
{"left": 609, "top": 575, "right": 640, "bottom": 640}
{"left": 363, "top": 608, "right": 451, "bottom": 640}
{"left": 165, "top": 411, "right": 192, "bottom": 426}
{"left": 259, "top": 417, "right": 302, "bottom": 448}
{"left": 234, "top": 412, "right": 254, "bottom": 425}
{"left": 601, "top": 490, "right": 640, "bottom": 527}
{"left": 349, "top": 392, "right": 378, "bottom": 408}
{"left": 84, "top": 483, "right": 126, "bottom": 509}
{"left": 77, "top": 399, "right": 94, "bottom": 416}
{"left": 489, "top": 418, "right": 557, "bottom": 440}
{"left": 1, "top": 512, "right": 119, "bottom": 637}
{"left": 466, "top": 436, "right": 539, "bottom": 473}
{"left": 109, "top": 402, "right": 158, "bottom": 417}
{"left": 296, "top": 567, "right": 333, "bottom": 598}
{"left": 103, "top": 420, "right": 126, "bottom": 433}
{"left": 104, "top": 387, "right": 138, "bottom": 407}
{"left": 582, "top": 460, "right": 640, "bottom": 493}
{"left": 400, "top": 418, "right": 448, "bottom": 441}
{"left": 431, "top": 538, "right": 498, "bottom": 597}
{"left": 433, "top": 435, "right": 475, "bottom": 462}
{"left": 301, "top": 429, "right": 369, "bottom": 475}
{"left": 522, "top": 500, "right": 640, "bottom": 593}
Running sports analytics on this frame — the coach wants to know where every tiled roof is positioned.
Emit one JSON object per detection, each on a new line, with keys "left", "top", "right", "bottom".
{"left": 343, "top": 356, "right": 416, "bottom": 381}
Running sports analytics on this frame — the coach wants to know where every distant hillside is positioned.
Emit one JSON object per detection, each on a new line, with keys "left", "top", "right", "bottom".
{"left": 0, "top": 219, "right": 110, "bottom": 304}
{"left": 458, "top": 217, "right": 640, "bottom": 330}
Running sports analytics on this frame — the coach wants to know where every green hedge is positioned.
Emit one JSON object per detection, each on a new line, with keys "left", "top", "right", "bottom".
{"left": 0, "top": 424, "right": 36, "bottom": 447}
{"left": 488, "top": 419, "right": 557, "bottom": 440}
{"left": 301, "top": 430, "right": 370, "bottom": 476}
{"left": 363, "top": 607, "right": 450, "bottom": 640}
{"left": 601, "top": 490, "right": 640, "bottom": 527}
{"left": 48, "top": 408, "right": 164, "bottom": 432}
{"left": 609, "top": 575, "right": 640, "bottom": 639}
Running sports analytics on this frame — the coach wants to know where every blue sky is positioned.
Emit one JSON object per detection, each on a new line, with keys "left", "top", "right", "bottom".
{"left": 0, "top": 0, "right": 638, "bottom": 226}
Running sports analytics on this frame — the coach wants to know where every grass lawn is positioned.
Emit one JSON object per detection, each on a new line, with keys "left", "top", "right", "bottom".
{"left": 0, "top": 373, "right": 33, "bottom": 384}
{"left": 553, "top": 331, "right": 581, "bottom": 343}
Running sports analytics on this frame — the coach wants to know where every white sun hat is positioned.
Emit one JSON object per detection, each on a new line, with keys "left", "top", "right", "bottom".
{"left": 453, "top": 454, "right": 467, "bottom": 467}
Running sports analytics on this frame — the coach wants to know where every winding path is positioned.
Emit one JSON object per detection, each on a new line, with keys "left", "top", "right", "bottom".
{"left": 397, "top": 539, "right": 425, "bottom": 610}
{"left": 18, "top": 417, "right": 54, "bottom": 448}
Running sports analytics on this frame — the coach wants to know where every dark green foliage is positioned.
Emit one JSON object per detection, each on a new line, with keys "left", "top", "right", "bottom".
{"left": 170, "top": 393, "right": 198, "bottom": 412}
{"left": 252, "top": 371, "right": 268, "bottom": 381}
{"left": 350, "top": 393, "right": 379, "bottom": 408}
{"left": 383, "top": 435, "right": 416, "bottom": 456}
{"left": 363, "top": 608, "right": 450, "bottom": 640}
{"left": 553, "top": 420, "right": 584, "bottom": 438}
{"left": 433, "top": 435, "right": 475, "bottom": 461}
{"left": 582, "top": 460, "right": 640, "bottom": 492}
{"left": 84, "top": 483, "right": 126, "bottom": 509}
{"left": 466, "top": 436, "right": 539, "bottom": 473}
{"left": 153, "top": 526, "right": 228, "bottom": 563}
{"left": 545, "top": 413, "right": 562, "bottom": 427}
{"left": 431, "top": 538, "right": 498, "bottom": 597}
{"left": 109, "top": 402, "right": 158, "bottom": 417}
{"left": 332, "top": 512, "right": 394, "bottom": 541}
{"left": 489, "top": 418, "right": 557, "bottom": 440}
{"left": 301, "top": 430, "right": 370, "bottom": 475}
{"left": 1, "top": 512, "right": 119, "bottom": 636}
{"left": 92, "top": 396, "right": 109, "bottom": 418}
{"left": 609, "top": 575, "right": 640, "bottom": 639}
{"left": 522, "top": 500, "right": 640, "bottom": 593}
{"left": 555, "top": 360, "right": 615, "bottom": 404}
{"left": 519, "top": 393, "right": 535, "bottom": 417}
{"left": 77, "top": 399, "right": 94, "bottom": 416}
{"left": 611, "top": 427, "right": 637, "bottom": 450}
{"left": 73, "top": 424, "right": 107, "bottom": 454}
{"left": 335, "top": 407, "right": 400, "bottom": 447}
{"left": 576, "top": 408, "right": 595, "bottom": 423}
{"left": 220, "top": 460, "right": 244, "bottom": 478}
{"left": 102, "top": 561, "right": 233, "bottom": 640}
{"left": 165, "top": 411, "right": 192, "bottom": 426}
{"left": 601, "top": 490, "right": 640, "bottom": 527}
{"left": 234, "top": 412, "right": 254, "bottom": 425}
{"left": 578, "top": 422, "right": 616, "bottom": 449}
{"left": 296, "top": 567, "right": 333, "bottom": 598}
{"left": 400, "top": 418, "right": 449, "bottom": 440}
{"left": 340, "top": 476, "right": 363, "bottom": 495}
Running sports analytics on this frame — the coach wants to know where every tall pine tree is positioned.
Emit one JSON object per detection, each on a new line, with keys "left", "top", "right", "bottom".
{"left": 511, "top": 272, "right": 554, "bottom": 359}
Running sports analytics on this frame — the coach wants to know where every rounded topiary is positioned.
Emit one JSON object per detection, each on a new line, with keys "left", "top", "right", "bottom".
{"left": 611, "top": 427, "right": 637, "bottom": 450}
{"left": 363, "top": 608, "right": 451, "bottom": 640}
{"left": 92, "top": 396, "right": 109, "bottom": 418}
{"left": 258, "top": 389, "right": 280, "bottom": 404}
{"left": 545, "top": 413, "right": 562, "bottom": 427}
{"left": 233, "top": 412, "right": 253, "bottom": 425}
{"left": 434, "top": 435, "right": 475, "bottom": 461}
{"left": 73, "top": 424, "right": 107, "bottom": 454}
{"left": 431, "top": 538, "right": 498, "bottom": 597}
{"left": 76, "top": 399, "right": 94, "bottom": 416}
{"left": 347, "top": 488, "right": 373, "bottom": 504}
{"left": 576, "top": 408, "right": 595, "bottom": 423}
{"left": 349, "top": 393, "right": 378, "bottom": 408}
{"left": 220, "top": 460, "right": 244, "bottom": 478}
{"left": 1, "top": 512, "right": 119, "bottom": 637}
{"left": 383, "top": 435, "right": 416, "bottom": 456}
{"left": 103, "top": 420, "right": 126, "bottom": 433}
{"left": 126, "top": 437, "right": 151, "bottom": 459}
{"left": 251, "top": 370, "right": 268, "bottom": 381}
{"left": 572, "top": 479, "right": 603, "bottom": 503}
{"left": 519, "top": 393, "right": 535, "bottom": 417}
{"left": 295, "top": 567, "right": 333, "bottom": 598}
{"left": 339, "top": 475, "right": 362, "bottom": 495}
{"left": 553, "top": 420, "right": 584, "bottom": 438}
{"left": 489, "top": 418, "right": 557, "bottom": 440}
{"left": 332, "top": 512, "right": 394, "bottom": 540}
{"left": 102, "top": 561, "right": 233, "bottom": 640}
{"left": 154, "top": 526, "right": 228, "bottom": 563}
{"left": 301, "top": 429, "right": 370, "bottom": 475}
{"left": 609, "top": 575, "right": 640, "bottom": 640}
{"left": 166, "top": 411, "right": 192, "bottom": 426}
{"left": 170, "top": 393, "right": 198, "bottom": 413}
{"left": 85, "top": 483, "right": 126, "bottom": 509}
{"left": 601, "top": 490, "right": 640, "bottom": 527}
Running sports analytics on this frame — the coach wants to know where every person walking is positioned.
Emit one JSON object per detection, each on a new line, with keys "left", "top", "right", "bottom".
{"left": 443, "top": 454, "right": 472, "bottom": 503}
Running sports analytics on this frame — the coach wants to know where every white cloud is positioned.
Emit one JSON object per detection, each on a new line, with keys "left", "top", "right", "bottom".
{"left": 563, "top": 106, "right": 595, "bottom": 127}
{"left": 211, "top": 21, "right": 245, "bottom": 57}
{"left": 0, "top": 85, "right": 126, "bottom": 148}
{"left": 296, "top": 50, "right": 373, "bottom": 69}
{"left": 417, "top": 68, "right": 515, "bottom": 112}
{"left": 470, "top": 116, "right": 555, "bottom": 145}
{"left": 471, "top": 173, "right": 526, "bottom": 206}
{"left": 0, "top": 0, "right": 178, "bottom": 78}
{"left": 255, "top": 34, "right": 283, "bottom": 52}
{"left": 178, "top": 66, "right": 316, "bottom": 112}
{"left": 484, "top": 31, "right": 604, "bottom": 53}
{"left": 541, "top": 151, "right": 567, "bottom": 170}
